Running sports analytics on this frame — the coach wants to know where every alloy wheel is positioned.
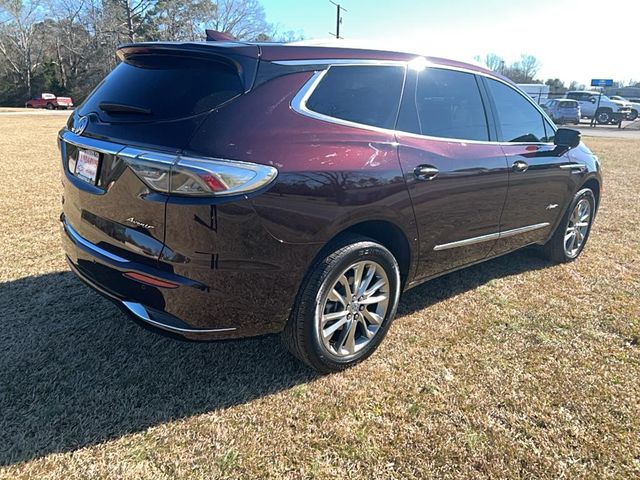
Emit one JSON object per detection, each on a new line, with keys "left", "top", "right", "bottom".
{"left": 318, "top": 260, "right": 389, "bottom": 358}
{"left": 564, "top": 198, "right": 591, "bottom": 257}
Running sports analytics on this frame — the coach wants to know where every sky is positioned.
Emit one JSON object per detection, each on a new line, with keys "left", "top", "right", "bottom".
{"left": 262, "top": 0, "right": 640, "bottom": 86}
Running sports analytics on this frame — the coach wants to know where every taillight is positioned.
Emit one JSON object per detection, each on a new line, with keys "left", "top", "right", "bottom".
{"left": 122, "top": 151, "right": 278, "bottom": 197}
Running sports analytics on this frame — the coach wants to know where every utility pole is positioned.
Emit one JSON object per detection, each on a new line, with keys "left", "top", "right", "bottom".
{"left": 329, "top": 1, "right": 347, "bottom": 39}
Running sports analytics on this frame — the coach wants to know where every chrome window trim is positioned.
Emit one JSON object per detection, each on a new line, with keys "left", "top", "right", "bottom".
{"left": 63, "top": 219, "right": 130, "bottom": 263}
{"left": 433, "top": 222, "right": 550, "bottom": 251}
{"left": 289, "top": 59, "right": 557, "bottom": 147}
{"left": 274, "top": 59, "right": 407, "bottom": 67}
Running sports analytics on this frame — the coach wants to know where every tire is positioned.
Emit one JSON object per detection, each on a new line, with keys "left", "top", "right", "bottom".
{"left": 541, "top": 188, "right": 596, "bottom": 263}
{"left": 46, "top": 103, "right": 54, "bottom": 110}
{"left": 25, "top": 104, "right": 33, "bottom": 108}
{"left": 282, "top": 235, "right": 401, "bottom": 373}
{"left": 629, "top": 109, "right": 638, "bottom": 121}
{"left": 595, "top": 109, "right": 612, "bottom": 124}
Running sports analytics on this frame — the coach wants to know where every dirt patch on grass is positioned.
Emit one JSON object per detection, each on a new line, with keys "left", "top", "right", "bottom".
{"left": 0, "top": 116, "right": 638, "bottom": 479}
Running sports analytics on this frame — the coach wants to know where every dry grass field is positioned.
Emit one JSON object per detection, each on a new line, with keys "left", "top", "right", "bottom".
{"left": 0, "top": 115, "right": 638, "bottom": 479}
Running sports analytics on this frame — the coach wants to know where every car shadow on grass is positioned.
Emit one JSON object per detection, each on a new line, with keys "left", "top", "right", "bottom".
{"left": 0, "top": 249, "right": 553, "bottom": 466}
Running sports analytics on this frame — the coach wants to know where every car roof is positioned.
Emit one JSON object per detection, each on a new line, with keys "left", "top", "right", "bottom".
{"left": 120, "top": 40, "right": 509, "bottom": 84}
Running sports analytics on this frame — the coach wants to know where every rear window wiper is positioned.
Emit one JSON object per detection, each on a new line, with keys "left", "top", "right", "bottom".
{"left": 99, "top": 102, "right": 152, "bottom": 115}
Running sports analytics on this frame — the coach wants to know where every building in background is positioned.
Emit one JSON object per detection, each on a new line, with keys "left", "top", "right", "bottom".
{"left": 517, "top": 83, "right": 549, "bottom": 104}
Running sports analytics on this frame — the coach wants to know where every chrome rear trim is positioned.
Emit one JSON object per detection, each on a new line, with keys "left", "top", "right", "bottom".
{"left": 559, "top": 163, "right": 586, "bottom": 171}
{"left": 433, "top": 222, "right": 550, "bottom": 251}
{"left": 60, "top": 129, "right": 125, "bottom": 156}
{"left": 122, "top": 301, "right": 237, "bottom": 334}
{"left": 63, "top": 219, "right": 130, "bottom": 263}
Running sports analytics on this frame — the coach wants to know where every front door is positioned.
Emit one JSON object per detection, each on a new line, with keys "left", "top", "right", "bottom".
{"left": 395, "top": 67, "right": 509, "bottom": 282}
{"left": 482, "top": 77, "right": 574, "bottom": 254}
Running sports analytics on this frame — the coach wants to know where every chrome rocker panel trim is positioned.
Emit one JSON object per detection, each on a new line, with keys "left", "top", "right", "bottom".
{"left": 433, "top": 222, "right": 550, "bottom": 251}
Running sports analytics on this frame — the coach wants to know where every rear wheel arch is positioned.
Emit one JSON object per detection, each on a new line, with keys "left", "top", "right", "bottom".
{"left": 311, "top": 220, "right": 414, "bottom": 290}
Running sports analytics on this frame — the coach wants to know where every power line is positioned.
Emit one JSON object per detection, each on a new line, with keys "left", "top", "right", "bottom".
{"left": 329, "top": 1, "right": 347, "bottom": 39}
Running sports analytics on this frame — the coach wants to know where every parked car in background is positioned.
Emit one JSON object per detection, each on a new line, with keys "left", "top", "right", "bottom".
{"left": 25, "top": 93, "right": 73, "bottom": 110}
{"left": 59, "top": 40, "right": 601, "bottom": 372}
{"left": 542, "top": 99, "right": 581, "bottom": 124}
{"left": 565, "top": 91, "right": 631, "bottom": 124}
{"left": 609, "top": 95, "right": 639, "bottom": 121}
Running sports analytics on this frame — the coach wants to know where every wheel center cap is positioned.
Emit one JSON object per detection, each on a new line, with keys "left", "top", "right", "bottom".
{"left": 349, "top": 302, "right": 359, "bottom": 314}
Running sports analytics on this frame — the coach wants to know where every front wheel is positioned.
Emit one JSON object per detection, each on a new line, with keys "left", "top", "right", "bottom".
{"left": 629, "top": 109, "right": 638, "bottom": 121}
{"left": 282, "top": 236, "right": 401, "bottom": 373}
{"left": 595, "top": 109, "right": 612, "bottom": 124}
{"left": 541, "top": 188, "right": 596, "bottom": 263}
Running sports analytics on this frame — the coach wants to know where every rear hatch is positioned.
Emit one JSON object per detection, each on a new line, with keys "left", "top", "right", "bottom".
{"left": 61, "top": 43, "right": 258, "bottom": 265}
{"left": 558, "top": 100, "right": 579, "bottom": 114}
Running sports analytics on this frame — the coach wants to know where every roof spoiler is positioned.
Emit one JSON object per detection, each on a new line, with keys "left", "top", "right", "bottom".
{"left": 205, "top": 29, "right": 237, "bottom": 42}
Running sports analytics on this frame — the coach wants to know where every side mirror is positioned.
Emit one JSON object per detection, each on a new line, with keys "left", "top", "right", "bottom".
{"left": 590, "top": 97, "right": 597, "bottom": 103}
{"left": 554, "top": 128, "right": 581, "bottom": 149}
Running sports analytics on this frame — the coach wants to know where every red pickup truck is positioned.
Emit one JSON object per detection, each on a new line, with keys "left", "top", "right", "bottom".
{"left": 25, "top": 93, "right": 74, "bottom": 110}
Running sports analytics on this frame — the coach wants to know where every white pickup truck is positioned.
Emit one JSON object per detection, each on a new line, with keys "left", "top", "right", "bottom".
{"left": 565, "top": 91, "right": 632, "bottom": 124}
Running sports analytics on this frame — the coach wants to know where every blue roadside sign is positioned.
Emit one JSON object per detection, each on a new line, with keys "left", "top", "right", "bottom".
{"left": 590, "top": 79, "right": 613, "bottom": 87}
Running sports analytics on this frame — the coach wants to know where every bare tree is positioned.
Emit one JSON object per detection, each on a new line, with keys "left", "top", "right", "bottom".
{"left": 483, "top": 53, "right": 505, "bottom": 73}
{"left": 212, "top": 0, "right": 270, "bottom": 40}
{"left": 0, "top": 0, "right": 45, "bottom": 97}
{"left": 103, "top": 0, "right": 155, "bottom": 43}
{"left": 517, "top": 54, "right": 541, "bottom": 81}
{"left": 151, "top": 0, "right": 215, "bottom": 41}
{"left": 0, "top": 0, "right": 296, "bottom": 105}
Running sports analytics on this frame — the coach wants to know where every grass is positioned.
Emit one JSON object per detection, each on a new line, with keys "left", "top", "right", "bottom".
{"left": 0, "top": 115, "right": 638, "bottom": 479}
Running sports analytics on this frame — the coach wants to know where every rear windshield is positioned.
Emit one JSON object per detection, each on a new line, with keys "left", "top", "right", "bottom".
{"left": 559, "top": 101, "right": 577, "bottom": 108}
{"left": 79, "top": 54, "right": 243, "bottom": 121}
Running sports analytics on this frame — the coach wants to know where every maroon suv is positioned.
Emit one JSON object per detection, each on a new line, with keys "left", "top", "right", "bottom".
{"left": 60, "top": 41, "right": 601, "bottom": 372}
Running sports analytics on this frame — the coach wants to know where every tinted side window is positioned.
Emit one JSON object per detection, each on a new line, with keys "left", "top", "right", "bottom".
{"left": 486, "top": 79, "right": 548, "bottom": 143}
{"left": 398, "top": 68, "right": 489, "bottom": 141}
{"left": 306, "top": 65, "right": 404, "bottom": 129}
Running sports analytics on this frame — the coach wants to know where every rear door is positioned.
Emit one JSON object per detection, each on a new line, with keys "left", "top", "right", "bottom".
{"left": 482, "top": 77, "right": 574, "bottom": 254}
{"left": 61, "top": 48, "right": 253, "bottom": 266}
{"left": 395, "top": 67, "right": 509, "bottom": 280}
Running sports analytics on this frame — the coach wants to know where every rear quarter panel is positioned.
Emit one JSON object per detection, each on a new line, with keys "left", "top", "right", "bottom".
{"left": 188, "top": 70, "right": 419, "bottom": 275}
{"left": 189, "top": 71, "right": 418, "bottom": 246}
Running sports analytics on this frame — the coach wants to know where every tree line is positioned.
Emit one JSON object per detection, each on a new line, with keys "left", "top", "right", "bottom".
{"left": 477, "top": 52, "right": 639, "bottom": 96}
{"left": 0, "top": 0, "right": 301, "bottom": 106}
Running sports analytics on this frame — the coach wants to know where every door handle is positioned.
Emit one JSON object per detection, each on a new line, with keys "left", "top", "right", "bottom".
{"left": 414, "top": 165, "right": 439, "bottom": 180}
{"left": 512, "top": 160, "right": 529, "bottom": 172}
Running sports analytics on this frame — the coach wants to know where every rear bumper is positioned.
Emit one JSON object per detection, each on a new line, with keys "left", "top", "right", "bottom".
{"left": 65, "top": 256, "right": 235, "bottom": 340}
{"left": 62, "top": 215, "right": 258, "bottom": 340}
